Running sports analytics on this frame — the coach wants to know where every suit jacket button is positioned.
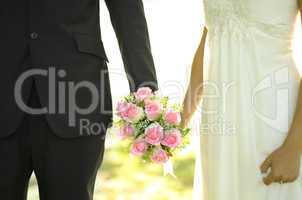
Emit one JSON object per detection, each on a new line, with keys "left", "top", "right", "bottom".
{"left": 30, "top": 32, "right": 39, "bottom": 40}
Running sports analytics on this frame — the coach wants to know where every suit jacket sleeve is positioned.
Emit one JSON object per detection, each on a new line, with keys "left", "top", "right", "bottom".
{"left": 105, "top": 0, "right": 158, "bottom": 92}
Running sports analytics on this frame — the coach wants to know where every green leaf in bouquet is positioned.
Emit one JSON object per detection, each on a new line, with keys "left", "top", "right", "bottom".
{"left": 141, "top": 146, "right": 154, "bottom": 163}
{"left": 138, "top": 118, "right": 151, "bottom": 128}
{"left": 137, "top": 100, "right": 145, "bottom": 107}
{"left": 132, "top": 119, "right": 152, "bottom": 139}
{"left": 133, "top": 126, "right": 144, "bottom": 138}
{"left": 162, "top": 123, "right": 177, "bottom": 131}
{"left": 160, "top": 96, "right": 169, "bottom": 108}
{"left": 181, "top": 127, "right": 191, "bottom": 137}
{"left": 112, "top": 119, "right": 125, "bottom": 126}
{"left": 178, "top": 135, "right": 191, "bottom": 150}
{"left": 134, "top": 131, "right": 144, "bottom": 139}
{"left": 124, "top": 94, "right": 136, "bottom": 103}
{"left": 171, "top": 103, "right": 182, "bottom": 112}
{"left": 156, "top": 116, "right": 166, "bottom": 127}
{"left": 161, "top": 145, "right": 174, "bottom": 157}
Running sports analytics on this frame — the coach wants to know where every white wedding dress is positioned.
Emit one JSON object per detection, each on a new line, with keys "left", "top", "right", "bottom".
{"left": 196, "top": 0, "right": 302, "bottom": 199}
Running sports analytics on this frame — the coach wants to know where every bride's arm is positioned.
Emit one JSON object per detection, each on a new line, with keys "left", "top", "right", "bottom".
{"left": 282, "top": 11, "right": 302, "bottom": 156}
{"left": 260, "top": 6, "right": 302, "bottom": 185}
{"left": 181, "top": 27, "right": 207, "bottom": 127}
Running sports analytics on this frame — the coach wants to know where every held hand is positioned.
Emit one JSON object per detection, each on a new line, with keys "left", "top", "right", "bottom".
{"left": 180, "top": 111, "right": 190, "bottom": 129}
{"left": 260, "top": 146, "right": 301, "bottom": 185}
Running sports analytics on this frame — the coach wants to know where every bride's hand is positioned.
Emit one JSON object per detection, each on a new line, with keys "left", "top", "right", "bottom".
{"left": 260, "top": 146, "right": 301, "bottom": 185}
{"left": 180, "top": 111, "right": 190, "bottom": 128}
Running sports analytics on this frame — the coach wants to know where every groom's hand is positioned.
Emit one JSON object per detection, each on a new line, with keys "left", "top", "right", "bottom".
{"left": 105, "top": 0, "right": 158, "bottom": 91}
{"left": 260, "top": 146, "right": 301, "bottom": 185}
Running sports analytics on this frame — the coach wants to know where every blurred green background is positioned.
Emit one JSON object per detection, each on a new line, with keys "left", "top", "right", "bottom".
{"left": 27, "top": 134, "right": 195, "bottom": 200}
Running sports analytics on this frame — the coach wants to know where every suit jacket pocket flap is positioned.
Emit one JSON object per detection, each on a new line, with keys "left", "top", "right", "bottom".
{"left": 73, "top": 33, "right": 109, "bottom": 62}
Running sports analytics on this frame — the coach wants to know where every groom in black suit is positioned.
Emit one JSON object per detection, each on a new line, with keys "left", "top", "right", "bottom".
{"left": 0, "top": 0, "right": 158, "bottom": 199}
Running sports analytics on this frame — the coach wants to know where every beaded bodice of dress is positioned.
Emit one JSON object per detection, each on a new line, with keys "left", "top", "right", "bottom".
{"left": 203, "top": 0, "right": 299, "bottom": 40}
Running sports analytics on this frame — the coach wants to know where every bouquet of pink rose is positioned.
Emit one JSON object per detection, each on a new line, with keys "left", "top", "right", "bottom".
{"left": 112, "top": 87, "right": 190, "bottom": 165}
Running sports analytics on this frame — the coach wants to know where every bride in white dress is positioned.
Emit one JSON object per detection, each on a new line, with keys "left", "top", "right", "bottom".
{"left": 182, "top": 0, "right": 302, "bottom": 199}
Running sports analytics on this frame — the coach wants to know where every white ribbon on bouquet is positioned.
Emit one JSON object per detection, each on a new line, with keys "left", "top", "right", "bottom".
{"left": 163, "top": 160, "right": 177, "bottom": 178}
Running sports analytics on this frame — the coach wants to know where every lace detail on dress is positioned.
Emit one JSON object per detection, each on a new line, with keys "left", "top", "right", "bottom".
{"left": 203, "top": 0, "right": 293, "bottom": 40}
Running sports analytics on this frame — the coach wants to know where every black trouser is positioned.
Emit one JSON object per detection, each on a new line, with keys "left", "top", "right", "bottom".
{"left": 0, "top": 84, "right": 105, "bottom": 200}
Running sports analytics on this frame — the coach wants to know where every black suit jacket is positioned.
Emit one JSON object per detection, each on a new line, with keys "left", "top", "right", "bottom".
{"left": 0, "top": 0, "right": 158, "bottom": 138}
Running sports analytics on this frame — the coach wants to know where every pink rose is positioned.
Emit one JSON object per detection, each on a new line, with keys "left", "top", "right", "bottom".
{"left": 164, "top": 110, "right": 181, "bottom": 125}
{"left": 125, "top": 104, "right": 144, "bottom": 122}
{"left": 151, "top": 148, "right": 169, "bottom": 164}
{"left": 118, "top": 124, "right": 135, "bottom": 139}
{"left": 134, "top": 87, "right": 153, "bottom": 101}
{"left": 116, "top": 101, "right": 129, "bottom": 118}
{"left": 144, "top": 100, "right": 163, "bottom": 121}
{"left": 131, "top": 139, "right": 148, "bottom": 156}
{"left": 161, "top": 129, "right": 182, "bottom": 148}
{"left": 119, "top": 103, "right": 144, "bottom": 123}
{"left": 144, "top": 123, "right": 164, "bottom": 145}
